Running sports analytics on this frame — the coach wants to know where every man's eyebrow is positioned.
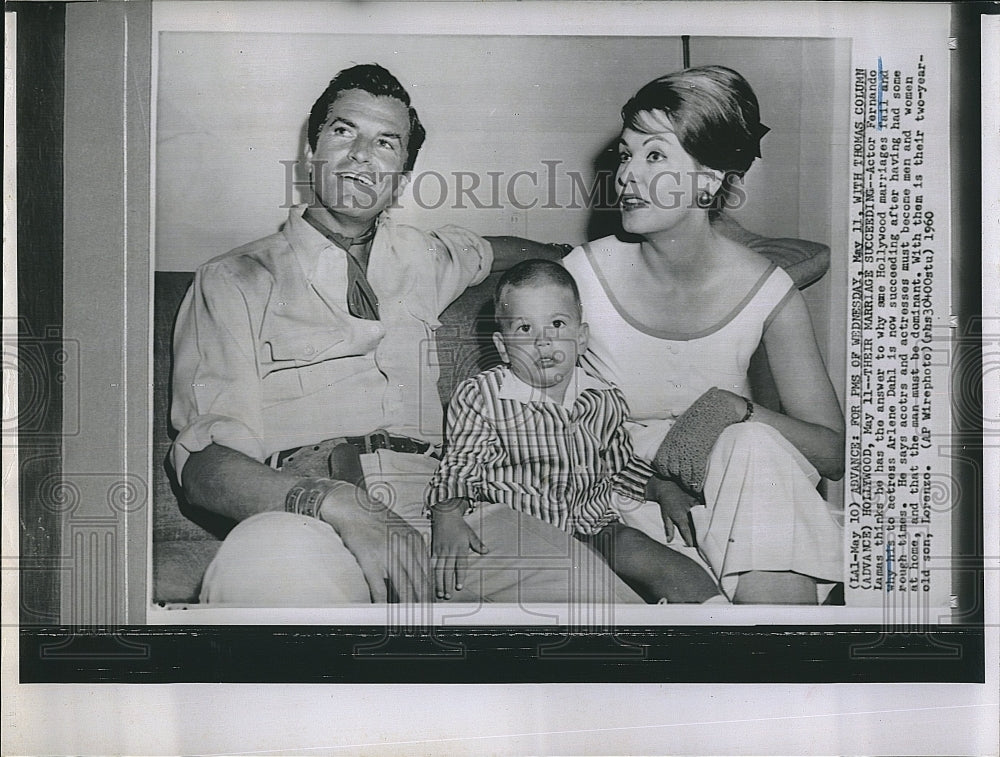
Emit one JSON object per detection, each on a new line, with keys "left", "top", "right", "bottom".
{"left": 328, "top": 116, "right": 402, "bottom": 143}
{"left": 327, "top": 116, "right": 356, "bottom": 129}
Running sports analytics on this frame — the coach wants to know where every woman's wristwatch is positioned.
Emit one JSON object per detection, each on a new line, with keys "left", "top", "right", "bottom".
{"left": 739, "top": 396, "right": 755, "bottom": 423}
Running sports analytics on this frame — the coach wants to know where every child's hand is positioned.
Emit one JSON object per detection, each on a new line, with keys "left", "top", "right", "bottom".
{"left": 430, "top": 498, "right": 488, "bottom": 600}
{"left": 648, "top": 476, "right": 699, "bottom": 547}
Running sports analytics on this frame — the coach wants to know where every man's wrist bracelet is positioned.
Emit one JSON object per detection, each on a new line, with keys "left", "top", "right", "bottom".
{"left": 285, "top": 477, "right": 345, "bottom": 519}
{"left": 739, "top": 396, "right": 755, "bottom": 423}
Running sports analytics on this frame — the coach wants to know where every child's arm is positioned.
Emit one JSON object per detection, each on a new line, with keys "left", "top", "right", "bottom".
{"left": 595, "top": 523, "right": 718, "bottom": 603}
{"left": 602, "top": 389, "right": 658, "bottom": 502}
{"left": 425, "top": 377, "right": 502, "bottom": 599}
{"left": 645, "top": 475, "right": 699, "bottom": 547}
{"left": 610, "top": 446, "right": 700, "bottom": 547}
{"left": 425, "top": 378, "right": 500, "bottom": 508}
{"left": 429, "top": 497, "right": 488, "bottom": 599}
{"left": 602, "top": 388, "right": 699, "bottom": 546}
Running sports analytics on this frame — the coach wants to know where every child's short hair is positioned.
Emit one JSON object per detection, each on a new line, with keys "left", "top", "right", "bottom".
{"left": 493, "top": 259, "right": 581, "bottom": 321}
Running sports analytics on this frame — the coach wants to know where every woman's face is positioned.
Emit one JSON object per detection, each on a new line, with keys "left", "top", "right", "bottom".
{"left": 615, "top": 112, "right": 715, "bottom": 237}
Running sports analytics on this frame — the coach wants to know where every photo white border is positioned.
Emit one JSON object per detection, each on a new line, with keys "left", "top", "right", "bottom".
{"left": 6, "top": 3, "right": 995, "bottom": 755}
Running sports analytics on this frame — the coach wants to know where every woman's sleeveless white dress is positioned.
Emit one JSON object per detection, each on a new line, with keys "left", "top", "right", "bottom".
{"left": 563, "top": 238, "right": 842, "bottom": 599}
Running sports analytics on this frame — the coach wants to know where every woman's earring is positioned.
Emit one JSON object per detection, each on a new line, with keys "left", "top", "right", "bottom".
{"left": 696, "top": 189, "right": 714, "bottom": 208}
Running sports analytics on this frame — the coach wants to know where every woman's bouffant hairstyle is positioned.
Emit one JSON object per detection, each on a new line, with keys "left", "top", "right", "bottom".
{"left": 308, "top": 63, "right": 426, "bottom": 172}
{"left": 621, "top": 65, "right": 769, "bottom": 216}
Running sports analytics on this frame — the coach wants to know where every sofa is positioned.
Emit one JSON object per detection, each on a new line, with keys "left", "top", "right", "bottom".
{"left": 151, "top": 216, "right": 831, "bottom": 605}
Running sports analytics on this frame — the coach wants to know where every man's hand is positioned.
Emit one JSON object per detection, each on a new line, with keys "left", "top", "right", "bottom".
{"left": 319, "top": 482, "right": 431, "bottom": 603}
{"left": 430, "top": 498, "right": 488, "bottom": 600}
{"left": 647, "top": 476, "right": 700, "bottom": 547}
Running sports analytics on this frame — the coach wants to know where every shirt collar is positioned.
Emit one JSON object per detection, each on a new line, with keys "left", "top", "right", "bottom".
{"left": 302, "top": 206, "right": 376, "bottom": 253}
{"left": 286, "top": 204, "right": 389, "bottom": 282}
{"left": 496, "top": 364, "right": 610, "bottom": 411}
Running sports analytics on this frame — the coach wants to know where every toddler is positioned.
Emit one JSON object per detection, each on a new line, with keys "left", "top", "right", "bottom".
{"left": 426, "top": 259, "right": 719, "bottom": 603}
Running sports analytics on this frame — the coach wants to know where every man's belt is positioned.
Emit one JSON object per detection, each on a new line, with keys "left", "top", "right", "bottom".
{"left": 274, "top": 430, "right": 438, "bottom": 470}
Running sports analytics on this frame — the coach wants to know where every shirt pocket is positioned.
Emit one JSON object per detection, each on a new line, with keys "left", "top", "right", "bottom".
{"left": 259, "top": 324, "right": 384, "bottom": 404}
{"left": 262, "top": 327, "right": 348, "bottom": 366}
{"left": 260, "top": 316, "right": 384, "bottom": 368}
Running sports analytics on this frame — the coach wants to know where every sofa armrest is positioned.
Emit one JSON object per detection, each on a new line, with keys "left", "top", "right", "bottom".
{"left": 712, "top": 213, "right": 830, "bottom": 289}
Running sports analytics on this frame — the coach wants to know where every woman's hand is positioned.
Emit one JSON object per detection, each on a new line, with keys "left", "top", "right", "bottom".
{"left": 430, "top": 498, "right": 488, "bottom": 600}
{"left": 647, "top": 476, "right": 700, "bottom": 547}
{"left": 714, "top": 388, "right": 751, "bottom": 418}
{"left": 319, "top": 483, "right": 431, "bottom": 603}
{"left": 653, "top": 386, "right": 745, "bottom": 491}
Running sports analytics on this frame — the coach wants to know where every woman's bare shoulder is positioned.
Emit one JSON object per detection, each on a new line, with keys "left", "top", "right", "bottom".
{"left": 714, "top": 234, "right": 774, "bottom": 281}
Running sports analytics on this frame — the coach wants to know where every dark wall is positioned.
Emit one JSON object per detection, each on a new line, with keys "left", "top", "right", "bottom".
{"left": 15, "top": 2, "right": 66, "bottom": 624}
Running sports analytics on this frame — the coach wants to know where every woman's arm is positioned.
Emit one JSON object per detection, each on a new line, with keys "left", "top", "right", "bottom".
{"left": 753, "top": 289, "right": 846, "bottom": 480}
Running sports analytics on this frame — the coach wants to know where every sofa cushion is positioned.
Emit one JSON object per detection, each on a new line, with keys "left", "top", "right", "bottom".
{"left": 152, "top": 539, "right": 223, "bottom": 604}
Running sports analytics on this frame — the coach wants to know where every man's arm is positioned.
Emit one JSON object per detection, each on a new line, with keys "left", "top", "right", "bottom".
{"left": 416, "top": 225, "right": 571, "bottom": 336}
{"left": 181, "top": 442, "right": 392, "bottom": 544}
{"left": 171, "top": 267, "right": 304, "bottom": 521}
{"left": 183, "top": 442, "right": 430, "bottom": 602}
{"left": 485, "top": 236, "right": 567, "bottom": 272}
{"left": 169, "top": 264, "right": 271, "bottom": 496}
{"left": 170, "top": 263, "right": 366, "bottom": 519}
{"left": 181, "top": 443, "right": 296, "bottom": 521}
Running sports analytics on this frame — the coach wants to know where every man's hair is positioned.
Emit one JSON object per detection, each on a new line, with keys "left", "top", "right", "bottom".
{"left": 621, "top": 65, "right": 766, "bottom": 216}
{"left": 307, "top": 63, "right": 426, "bottom": 172}
{"left": 494, "top": 259, "right": 582, "bottom": 323}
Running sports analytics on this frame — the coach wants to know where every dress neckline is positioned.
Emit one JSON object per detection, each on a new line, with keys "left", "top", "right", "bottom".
{"left": 581, "top": 240, "right": 778, "bottom": 342}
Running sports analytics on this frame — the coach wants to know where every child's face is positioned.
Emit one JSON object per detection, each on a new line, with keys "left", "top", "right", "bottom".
{"left": 493, "top": 282, "right": 589, "bottom": 401}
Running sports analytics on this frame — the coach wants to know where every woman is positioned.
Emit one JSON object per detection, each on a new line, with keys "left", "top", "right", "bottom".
{"left": 562, "top": 66, "right": 844, "bottom": 604}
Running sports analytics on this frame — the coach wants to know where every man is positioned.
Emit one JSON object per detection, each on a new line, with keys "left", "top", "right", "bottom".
{"left": 170, "top": 64, "right": 642, "bottom": 606}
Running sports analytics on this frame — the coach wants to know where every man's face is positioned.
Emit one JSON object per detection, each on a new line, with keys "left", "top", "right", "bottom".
{"left": 307, "top": 89, "right": 411, "bottom": 228}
